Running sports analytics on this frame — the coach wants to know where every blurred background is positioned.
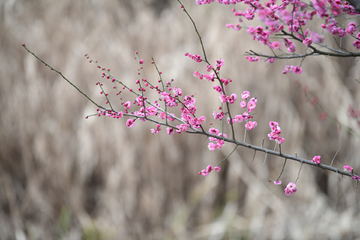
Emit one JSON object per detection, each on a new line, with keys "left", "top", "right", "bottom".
{"left": 1, "top": 0, "right": 360, "bottom": 239}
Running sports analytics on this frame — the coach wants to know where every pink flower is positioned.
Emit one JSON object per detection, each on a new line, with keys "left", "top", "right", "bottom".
{"left": 233, "top": 114, "right": 245, "bottom": 123}
{"left": 199, "top": 164, "right": 221, "bottom": 176}
{"left": 276, "top": 137, "right": 285, "bottom": 144}
{"left": 274, "top": 180, "right": 282, "bottom": 185}
{"left": 167, "top": 127, "right": 175, "bottom": 135}
{"left": 208, "top": 142, "right": 221, "bottom": 151}
{"left": 216, "top": 58, "right": 224, "bottom": 70}
{"left": 353, "top": 40, "right": 360, "bottom": 50}
{"left": 209, "top": 128, "right": 220, "bottom": 135}
{"left": 269, "top": 121, "right": 281, "bottom": 132}
{"left": 351, "top": 175, "right": 360, "bottom": 181}
{"left": 246, "top": 56, "right": 261, "bottom": 62}
{"left": 282, "top": 65, "right": 292, "bottom": 74}
{"left": 247, "top": 98, "right": 257, "bottom": 112}
{"left": 203, "top": 73, "right": 215, "bottom": 81}
{"left": 183, "top": 95, "right": 195, "bottom": 107}
{"left": 226, "top": 23, "right": 241, "bottom": 30}
{"left": 344, "top": 165, "right": 353, "bottom": 172}
{"left": 284, "top": 182, "right": 297, "bottom": 196}
{"left": 199, "top": 169, "right": 209, "bottom": 176}
{"left": 312, "top": 155, "right": 321, "bottom": 164}
{"left": 185, "top": 53, "right": 202, "bottom": 62}
{"left": 126, "top": 119, "right": 136, "bottom": 128}
{"left": 208, "top": 132, "right": 226, "bottom": 151}
{"left": 117, "top": 111, "right": 124, "bottom": 118}
{"left": 240, "top": 100, "right": 246, "bottom": 108}
{"left": 241, "top": 91, "right": 250, "bottom": 99}
{"left": 346, "top": 22, "right": 358, "bottom": 35}
{"left": 271, "top": 41, "right": 281, "bottom": 49}
{"left": 245, "top": 121, "right": 257, "bottom": 130}
{"left": 228, "top": 93, "right": 237, "bottom": 104}
{"left": 124, "top": 101, "right": 131, "bottom": 109}
{"left": 293, "top": 66, "right": 303, "bottom": 74}
{"left": 176, "top": 124, "right": 189, "bottom": 133}
{"left": 285, "top": 187, "right": 293, "bottom": 196}
{"left": 268, "top": 121, "right": 284, "bottom": 144}
{"left": 213, "top": 86, "right": 222, "bottom": 93}
{"left": 303, "top": 37, "right": 313, "bottom": 47}
{"left": 173, "top": 87, "right": 182, "bottom": 97}
{"left": 219, "top": 94, "right": 227, "bottom": 103}
{"left": 213, "top": 111, "right": 224, "bottom": 120}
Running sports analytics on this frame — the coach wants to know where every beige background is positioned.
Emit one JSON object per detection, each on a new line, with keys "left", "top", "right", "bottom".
{"left": 1, "top": 0, "right": 360, "bottom": 239}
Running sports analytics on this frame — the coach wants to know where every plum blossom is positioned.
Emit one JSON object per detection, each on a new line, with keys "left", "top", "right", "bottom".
{"left": 240, "top": 100, "right": 246, "bottom": 108}
{"left": 241, "top": 91, "right": 250, "bottom": 99}
{"left": 247, "top": 98, "right": 257, "bottom": 112}
{"left": 124, "top": 101, "right": 131, "bottom": 109}
{"left": 198, "top": 164, "right": 221, "bottom": 176}
{"left": 271, "top": 41, "right": 281, "bottom": 49}
{"left": 284, "top": 182, "right": 297, "bottom": 196}
{"left": 245, "top": 121, "right": 257, "bottom": 130}
{"left": 274, "top": 180, "right": 282, "bottom": 185}
{"left": 351, "top": 175, "right": 360, "bottom": 181}
{"left": 126, "top": 119, "right": 136, "bottom": 128}
{"left": 176, "top": 124, "right": 189, "bottom": 133}
{"left": 303, "top": 37, "right": 312, "bottom": 47}
{"left": 208, "top": 130, "right": 226, "bottom": 151}
{"left": 343, "top": 165, "right": 353, "bottom": 172}
{"left": 312, "top": 155, "right": 321, "bottom": 164}
{"left": 268, "top": 121, "right": 285, "bottom": 144}
{"left": 166, "top": 127, "right": 175, "bottom": 135}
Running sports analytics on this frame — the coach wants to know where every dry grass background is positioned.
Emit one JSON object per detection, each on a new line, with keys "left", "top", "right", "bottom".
{"left": 1, "top": 0, "right": 360, "bottom": 239}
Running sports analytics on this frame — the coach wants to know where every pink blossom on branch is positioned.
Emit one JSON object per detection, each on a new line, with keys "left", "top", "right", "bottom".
{"left": 185, "top": 52, "right": 202, "bottom": 62}
{"left": 245, "top": 121, "right": 257, "bottom": 130}
{"left": 126, "top": 119, "right": 136, "bottom": 128}
{"left": 343, "top": 165, "right": 353, "bottom": 172}
{"left": 247, "top": 97, "right": 257, "bottom": 112}
{"left": 268, "top": 121, "right": 285, "bottom": 144}
{"left": 274, "top": 180, "right": 282, "bottom": 185}
{"left": 270, "top": 41, "right": 281, "bottom": 50}
{"left": 198, "top": 164, "right": 221, "bottom": 176}
{"left": 240, "top": 100, "right": 246, "bottom": 108}
{"left": 312, "top": 155, "right": 321, "bottom": 164}
{"left": 246, "top": 56, "right": 261, "bottom": 62}
{"left": 241, "top": 91, "right": 250, "bottom": 99}
{"left": 284, "top": 182, "right": 297, "bottom": 196}
{"left": 351, "top": 175, "right": 360, "bottom": 181}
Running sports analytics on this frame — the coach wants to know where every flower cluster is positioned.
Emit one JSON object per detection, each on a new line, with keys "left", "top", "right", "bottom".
{"left": 185, "top": 52, "right": 202, "bottom": 62}
{"left": 284, "top": 182, "right": 297, "bottom": 196}
{"left": 208, "top": 128, "right": 227, "bottom": 150}
{"left": 268, "top": 121, "right": 284, "bottom": 144}
{"left": 230, "top": 91, "right": 257, "bottom": 130}
{"left": 343, "top": 165, "right": 360, "bottom": 181}
{"left": 282, "top": 65, "right": 302, "bottom": 75}
{"left": 196, "top": 0, "right": 360, "bottom": 73}
{"left": 22, "top": 0, "right": 360, "bottom": 202}
{"left": 198, "top": 164, "right": 221, "bottom": 176}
